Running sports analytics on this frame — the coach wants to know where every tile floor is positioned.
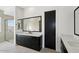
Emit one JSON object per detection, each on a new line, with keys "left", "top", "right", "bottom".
{"left": 0, "top": 41, "right": 56, "bottom": 53}
{"left": 40, "top": 48, "right": 57, "bottom": 53}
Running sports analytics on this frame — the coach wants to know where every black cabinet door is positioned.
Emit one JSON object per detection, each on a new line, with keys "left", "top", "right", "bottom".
{"left": 16, "top": 35, "right": 42, "bottom": 51}
{"left": 45, "top": 10, "right": 56, "bottom": 50}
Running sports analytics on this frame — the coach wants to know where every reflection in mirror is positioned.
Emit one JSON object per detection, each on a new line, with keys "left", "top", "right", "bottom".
{"left": 74, "top": 7, "right": 79, "bottom": 36}
{"left": 17, "top": 20, "right": 22, "bottom": 30}
{"left": 23, "top": 16, "right": 41, "bottom": 32}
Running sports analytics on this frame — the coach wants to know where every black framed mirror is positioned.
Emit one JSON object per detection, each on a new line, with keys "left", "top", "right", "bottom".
{"left": 74, "top": 6, "right": 79, "bottom": 36}
{"left": 22, "top": 16, "right": 42, "bottom": 32}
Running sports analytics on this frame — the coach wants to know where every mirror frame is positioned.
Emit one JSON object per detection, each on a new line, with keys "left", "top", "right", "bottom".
{"left": 22, "top": 16, "right": 42, "bottom": 32}
{"left": 74, "top": 6, "right": 79, "bottom": 36}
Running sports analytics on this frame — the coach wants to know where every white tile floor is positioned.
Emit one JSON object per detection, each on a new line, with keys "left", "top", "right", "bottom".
{"left": 0, "top": 41, "right": 15, "bottom": 53}
{"left": 0, "top": 41, "right": 38, "bottom": 53}
{"left": 0, "top": 41, "right": 15, "bottom": 51}
{"left": 0, "top": 41, "right": 56, "bottom": 53}
{"left": 15, "top": 45, "right": 38, "bottom": 53}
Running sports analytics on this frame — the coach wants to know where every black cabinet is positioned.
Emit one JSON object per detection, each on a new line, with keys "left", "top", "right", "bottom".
{"left": 16, "top": 35, "right": 42, "bottom": 51}
{"left": 61, "top": 40, "right": 68, "bottom": 53}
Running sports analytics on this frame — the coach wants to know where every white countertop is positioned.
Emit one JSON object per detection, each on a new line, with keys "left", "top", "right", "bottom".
{"left": 16, "top": 32, "right": 42, "bottom": 37}
{"left": 61, "top": 35, "right": 79, "bottom": 53}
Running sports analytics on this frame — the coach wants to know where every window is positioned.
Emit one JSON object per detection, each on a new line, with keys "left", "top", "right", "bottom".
{"left": 8, "top": 20, "right": 14, "bottom": 32}
{"left": 0, "top": 17, "right": 1, "bottom": 32}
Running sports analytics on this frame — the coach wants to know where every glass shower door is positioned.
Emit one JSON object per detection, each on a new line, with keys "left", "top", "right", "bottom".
{"left": 5, "top": 19, "right": 14, "bottom": 43}
{"left": 0, "top": 17, "right": 5, "bottom": 42}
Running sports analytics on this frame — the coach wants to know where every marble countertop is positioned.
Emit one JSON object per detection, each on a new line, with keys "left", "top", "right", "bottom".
{"left": 61, "top": 35, "right": 79, "bottom": 53}
{"left": 16, "top": 32, "right": 42, "bottom": 37}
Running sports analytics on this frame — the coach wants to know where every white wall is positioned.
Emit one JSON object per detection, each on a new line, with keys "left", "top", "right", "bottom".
{"left": 23, "top": 6, "right": 77, "bottom": 52}
{"left": 15, "top": 6, "right": 24, "bottom": 19}
{"left": 15, "top": 6, "right": 24, "bottom": 32}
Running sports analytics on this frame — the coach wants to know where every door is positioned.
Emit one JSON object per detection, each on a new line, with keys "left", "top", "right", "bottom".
{"left": 0, "top": 17, "right": 5, "bottom": 42}
{"left": 5, "top": 19, "right": 14, "bottom": 42}
{"left": 45, "top": 10, "right": 56, "bottom": 50}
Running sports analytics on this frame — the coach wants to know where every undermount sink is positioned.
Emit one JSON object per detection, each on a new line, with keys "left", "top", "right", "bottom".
{"left": 68, "top": 41, "right": 79, "bottom": 47}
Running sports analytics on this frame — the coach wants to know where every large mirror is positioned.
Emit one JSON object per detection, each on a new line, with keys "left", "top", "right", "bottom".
{"left": 22, "top": 16, "right": 42, "bottom": 32}
{"left": 74, "top": 7, "right": 79, "bottom": 36}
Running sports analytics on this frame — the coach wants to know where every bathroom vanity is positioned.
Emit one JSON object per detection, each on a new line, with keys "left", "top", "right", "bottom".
{"left": 16, "top": 16, "right": 42, "bottom": 51}
{"left": 16, "top": 32, "right": 42, "bottom": 51}
{"left": 61, "top": 35, "right": 79, "bottom": 53}
{"left": 60, "top": 7, "right": 79, "bottom": 53}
